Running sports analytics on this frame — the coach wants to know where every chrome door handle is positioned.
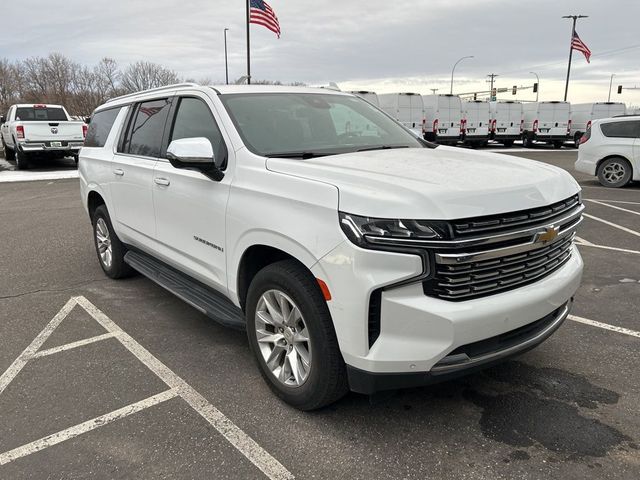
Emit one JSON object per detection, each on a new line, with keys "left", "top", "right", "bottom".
{"left": 113, "top": 169, "right": 124, "bottom": 176}
{"left": 154, "top": 177, "right": 170, "bottom": 186}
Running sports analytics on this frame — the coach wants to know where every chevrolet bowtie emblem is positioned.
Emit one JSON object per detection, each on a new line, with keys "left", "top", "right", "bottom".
{"left": 535, "top": 225, "right": 560, "bottom": 244}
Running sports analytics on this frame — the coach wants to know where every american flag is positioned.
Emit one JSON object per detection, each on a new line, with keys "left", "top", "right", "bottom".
{"left": 571, "top": 31, "right": 591, "bottom": 63}
{"left": 250, "top": 0, "right": 281, "bottom": 38}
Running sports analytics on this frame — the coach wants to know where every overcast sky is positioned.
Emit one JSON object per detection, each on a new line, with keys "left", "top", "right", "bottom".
{"left": 2, "top": 0, "right": 639, "bottom": 104}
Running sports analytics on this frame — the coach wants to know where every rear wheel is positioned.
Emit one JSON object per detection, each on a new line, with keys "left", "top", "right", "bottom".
{"left": 522, "top": 133, "right": 533, "bottom": 148}
{"left": 246, "top": 260, "right": 348, "bottom": 410}
{"left": 92, "top": 205, "right": 135, "bottom": 279}
{"left": 573, "top": 132, "right": 582, "bottom": 148}
{"left": 553, "top": 141, "right": 564, "bottom": 149}
{"left": 15, "top": 150, "right": 29, "bottom": 170}
{"left": 503, "top": 140, "right": 514, "bottom": 148}
{"left": 597, "top": 157, "right": 633, "bottom": 188}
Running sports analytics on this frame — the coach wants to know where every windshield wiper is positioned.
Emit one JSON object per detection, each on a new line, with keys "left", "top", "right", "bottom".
{"left": 266, "top": 152, "right": 332, "bottom": 159}
{"left": 356, "top": 145, "right": 410, "bottom": 152}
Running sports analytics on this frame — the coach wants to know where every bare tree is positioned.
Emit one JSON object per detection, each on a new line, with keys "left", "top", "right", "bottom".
{"left": 120, "top": 61, "right": 180, "bottom": 93}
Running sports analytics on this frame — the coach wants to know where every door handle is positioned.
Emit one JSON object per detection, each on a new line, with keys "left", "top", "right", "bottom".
{"left": 154, "top": 177, "right": 170, "bottom": 186}
{"left": 113, "top": 169, "right": 124, "bottom": 176}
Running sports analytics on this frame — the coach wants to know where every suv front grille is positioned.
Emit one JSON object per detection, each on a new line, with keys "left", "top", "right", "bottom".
{"left": 452, "top": 194, "right": 580, "bottom": 238}
{"left": 426, "top": 234, "right": 575, "bottom": 300}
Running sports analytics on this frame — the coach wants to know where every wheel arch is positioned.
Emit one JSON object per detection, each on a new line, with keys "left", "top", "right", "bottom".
{"left": 87, "top": 190, "right": 106, "bottom": 221}
{"left": 596, "top": 154, "right": 633, "bottom": 174}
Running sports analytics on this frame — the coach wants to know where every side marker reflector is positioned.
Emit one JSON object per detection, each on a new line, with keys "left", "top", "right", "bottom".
{"left": 316, "top": 279, "right": 332, "bottom": 301}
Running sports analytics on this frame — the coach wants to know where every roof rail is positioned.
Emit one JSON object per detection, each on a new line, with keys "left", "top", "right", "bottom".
{"left": 106, "top": 83, "right": 199, "bottom": 103}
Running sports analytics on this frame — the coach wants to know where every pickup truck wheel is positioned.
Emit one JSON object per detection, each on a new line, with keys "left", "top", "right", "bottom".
{"left": 246, "top": 260, "right": 348, "bottom": 410}
{"left": 1, "top": 139, "right": 14, "bottom": 161}
{"left": 92, "top": 205, "right": 134, "bottom": 279}
{"left": 597, "top": 157, "right": 632, "bottom": 188}
{"left": 15, "top": 150, "right": 29, "bottom": 170}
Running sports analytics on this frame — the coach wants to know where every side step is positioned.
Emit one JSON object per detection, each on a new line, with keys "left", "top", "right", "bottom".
{"left": 124, "top": 250, "right": 245, "bottom": 330}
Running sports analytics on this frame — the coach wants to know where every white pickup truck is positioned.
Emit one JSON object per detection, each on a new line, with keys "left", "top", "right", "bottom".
{"left": 1, "top": 104, "right": 86, "bottom": 169}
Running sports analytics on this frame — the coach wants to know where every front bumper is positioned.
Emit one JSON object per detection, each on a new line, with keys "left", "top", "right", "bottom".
{"left": 313, "top": 241, "right": 583, "bottom": 392}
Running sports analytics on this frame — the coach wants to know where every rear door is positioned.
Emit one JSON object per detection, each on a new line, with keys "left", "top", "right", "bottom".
{"left": 110, "top": 97, "right": 172, "bottom": 247}
{"left": 152, "top": 93, "right": 232, "bottom": 291}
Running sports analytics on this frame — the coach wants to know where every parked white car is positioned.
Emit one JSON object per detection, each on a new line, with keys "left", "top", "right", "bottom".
{"left": 1, "top": 103, "right": 86, "bottom": 169}
{"left": 462, "top": 100, "right": 490, "bottom": 147}
{"left": 423, "top": 94, "right": 463, "bottom": 145}
{"left": 80, "top": 84, "right": 583, "bottom": 410}
{"left": 570, "top": 102, "right": 626, "bottom": 147}
{"left": 575, "top": 116, "right": 639, "bottom": 187}
{"left": 522, "top": 101, "right": 570, "bottom": 149}
{"left": 490, "top": 101, "right": 523, "bottom": 148}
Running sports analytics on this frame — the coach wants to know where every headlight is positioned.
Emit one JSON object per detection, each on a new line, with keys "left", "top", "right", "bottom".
{"left": 339, "top": 212, "right": 449, "bottom": 248}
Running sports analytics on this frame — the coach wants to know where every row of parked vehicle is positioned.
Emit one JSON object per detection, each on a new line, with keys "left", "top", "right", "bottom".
{"left": 349, "top": 90, "right": 628, "bottom": 149}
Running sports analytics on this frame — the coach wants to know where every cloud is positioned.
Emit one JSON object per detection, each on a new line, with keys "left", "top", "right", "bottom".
{"left": 2, "top": 0, "right": 639, "bottom": 104}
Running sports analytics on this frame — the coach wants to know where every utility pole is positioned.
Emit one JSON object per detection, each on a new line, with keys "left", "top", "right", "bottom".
{"left": 224, "top": 28, "right": 229, "bottom": 85}
{"left": 608, "top": 73, "right": 615, "bottom": 102}
{"left": 562, "top": 14, "right": 588, "bottom": 101}
{"left": 487, "top": 73, "right": 498, "bottom": 100}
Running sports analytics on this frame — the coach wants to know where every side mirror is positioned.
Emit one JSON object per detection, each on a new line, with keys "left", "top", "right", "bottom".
{"left": 166, "top": 137, "right": 224, "bottom": 181}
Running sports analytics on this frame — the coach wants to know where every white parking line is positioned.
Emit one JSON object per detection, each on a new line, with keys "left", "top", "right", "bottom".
{"left": 568, "top": 315, "right": 640, "bottom": 339}
{"left": 74, "top": 296, "right": 295, "bottom": 480}
{"left": 0, "top": 389, "right": 179, "bottom": 466}
{"left": 0, "top": 298, "right": 76, "bottom": 396}
{"left": 583, "top": 213, "right": 640, "bottom": 238}
{"left": 0, "top": 296, "right": 294, "bottom": 480}
{"left": 585, "top": 199, "right": 640, "bottom": 206}
{"left": 31, "top": 332, "right": 117, "bottom": 359}
{"left": 575, "top": 242, "right": 640, "bottom": 255}
{"left": 585, "top": 199, "right": 640, "bottom": 217}
{"left": 0, "top": 170, "right": 79, "bottom": 183}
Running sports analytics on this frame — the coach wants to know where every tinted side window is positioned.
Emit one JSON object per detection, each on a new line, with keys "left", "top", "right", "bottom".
{"left": 85, "top": 107, "right": 122, "bottom": 148}
{"left": 600, "top": 121, "right": 640, "bottom": 138}
{"left": 170, "top": 97, "right": 227, "bottom": 167}
{"left": 126, "top": 99, "right": 171, "bottom": 157}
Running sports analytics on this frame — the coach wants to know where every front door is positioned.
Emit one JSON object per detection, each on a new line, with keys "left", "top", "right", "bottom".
{"left": 152, "top": 94, "right": 232, "bottom": 293}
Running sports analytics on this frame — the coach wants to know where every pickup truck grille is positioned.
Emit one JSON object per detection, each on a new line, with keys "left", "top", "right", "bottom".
{"left": 423, "top": 195, "right": 583, "bottom": 301}
{"left": 452, "top": 194, "right": 580, "bottom": 238}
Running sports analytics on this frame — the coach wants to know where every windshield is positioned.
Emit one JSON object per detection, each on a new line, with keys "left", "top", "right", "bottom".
{"left": 15, "top": 107, "right": 68, "bottom": 122}
{"left": 219, "top": 92, "right": 427, "bottom": 157}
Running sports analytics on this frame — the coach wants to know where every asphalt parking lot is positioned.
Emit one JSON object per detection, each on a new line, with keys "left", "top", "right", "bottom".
{"left": 0, "top": 146, "right": 639, "bottom": 479}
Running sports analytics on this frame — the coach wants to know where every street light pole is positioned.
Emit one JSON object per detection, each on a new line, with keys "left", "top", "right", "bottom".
{"left": 562, "top": 14, "right": 588, "bottom": 101}
{"left": 608, "top": 73, "right": 615, "bottom": 102}
{"left": 530, "top": 72, "right": 539, "bottom": 102}
{"left": 450, "top": 56, "right": 474, "bottom": 95}
{"left": 224, "top": 28, "right": 229, "bottom": 85}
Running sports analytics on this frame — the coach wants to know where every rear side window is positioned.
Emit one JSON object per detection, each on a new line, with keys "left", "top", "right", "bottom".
{"left": 15, "top": 107, "right": 68, "bottom": 122}
{"left": 169, "top": 97, "right": 227, "bottom": 168}
{"left": 124, "top": 99, "right": 172, "bottom": 157}
{"left": 600, "top": 121, "right": 640, "bottom": 138}
{"left": 85, "top": 107, "right": 122, "bottom": 148}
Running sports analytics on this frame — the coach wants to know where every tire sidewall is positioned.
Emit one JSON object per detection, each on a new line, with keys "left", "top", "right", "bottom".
{"left": 92, "top": 205, "right": 131, "bottom": 278}
{"left": 246, "top": 264, "right": 340, "bottom": 408}
{"left": 597, "top": 158, "right": 632, "bottom": 188}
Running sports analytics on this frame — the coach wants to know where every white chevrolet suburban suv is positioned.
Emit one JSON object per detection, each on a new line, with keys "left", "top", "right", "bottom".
{"left": 1, "top": 104, "right": 86, "bottom": 169}
{"left": 80, "top": 83, "right": 584, "bottom": 410}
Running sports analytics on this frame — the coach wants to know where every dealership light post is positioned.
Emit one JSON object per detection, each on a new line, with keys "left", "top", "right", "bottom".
{"left": 450, "top": 56, "right": 474, "bottom": 94}
{"left": 562, "top": 14, "right": 588, "bottom": 101}
{"left": 607, "top": 73, "right": 616, "bottom": 102}
{"left": 224, "top": 28, "right": 230, "bottom": 85}
{"left": 530, "top": 72, "right": 539, "bottom": 102}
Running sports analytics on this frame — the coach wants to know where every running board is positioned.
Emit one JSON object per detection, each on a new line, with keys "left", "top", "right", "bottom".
{"left": 124, "top": 250, "right": 245, "bottom": 329}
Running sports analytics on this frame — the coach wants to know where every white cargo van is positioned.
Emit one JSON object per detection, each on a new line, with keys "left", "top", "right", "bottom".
{"left": 348, "top": 90, "right": 380, "bottom": 107}
{"left": 489, "top": 101, "right": 523, "bottom": 148}
{"left": 570, "top": 102, "right": 626, "bottom": 146}
{"left": 522, "top": 101, "right": 570, "bottom": 149}
{"left": 377, "top": 93, "right": 424, "bottom": 136}
{"left": 422, "top": 94, "right": 463, "bottom": 145}
{"left": 462, "top": 100, "right": 490, "bottom": 147}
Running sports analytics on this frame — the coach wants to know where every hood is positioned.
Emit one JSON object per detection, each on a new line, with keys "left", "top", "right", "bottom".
{"left": 266, "top": 146, "right": 580, "bottom": 219}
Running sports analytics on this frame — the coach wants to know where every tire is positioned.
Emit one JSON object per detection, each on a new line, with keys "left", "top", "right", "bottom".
{"left": 15, "top": 149, "right": 29, "bottom": 170}
{"left": 92, "top": 205, "right": 135, "bottom": 279}
{"left": 1, "top": 138, "right": 14, "bottom": 161}
{"left": 503, "top": 140, "right": 514, "bottom": 148}
{"left": 597, "top": 157, "right": 633, "bottom": 188}
{"left": 246, "top": 260, "right": 348, "bottom": 410}
{"left": 553, "top": 141, "right": 564, "bottom": 149}
{"left": 573, "top": 132, "right": 582, "bottom": 148}
{"left": 522, "top": 133, "right": 533, "bottom": 148}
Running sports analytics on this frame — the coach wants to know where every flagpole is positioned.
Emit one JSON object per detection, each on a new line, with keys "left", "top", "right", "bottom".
{"left": 246, "top": 0, "right": 251, "bottom": 84}
{"left": 562, "top": 14, "right": 588, "bottom": 101}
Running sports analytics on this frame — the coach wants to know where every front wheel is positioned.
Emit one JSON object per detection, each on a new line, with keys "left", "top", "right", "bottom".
{"left": 246, "top": 260, "right": 348, "bottom": 410}
{"left": 92, "top": 205, "right": 135, "bottom": 279}
{"left": 597, "top": 157, "right": 633, "bottom": 188}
